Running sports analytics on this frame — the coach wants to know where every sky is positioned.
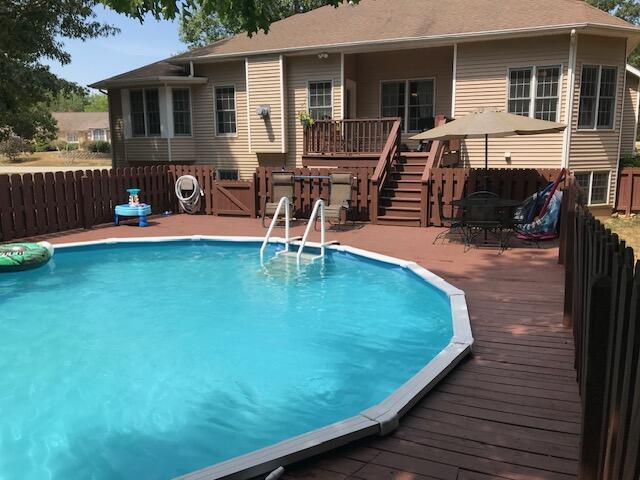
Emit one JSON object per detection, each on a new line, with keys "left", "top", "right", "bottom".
{"left": 44, "top": 5, "right": 187, "bottom": 91}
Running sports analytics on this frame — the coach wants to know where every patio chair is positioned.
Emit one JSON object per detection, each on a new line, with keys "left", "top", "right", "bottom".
{"left": 262, "top": 172, "right": 295, "bottom": 227}
{"left": 433, "top": 187, "right": 465, "bottom": 244}
{"left": 316, "top": 172, "right": 353, "bottom": 230}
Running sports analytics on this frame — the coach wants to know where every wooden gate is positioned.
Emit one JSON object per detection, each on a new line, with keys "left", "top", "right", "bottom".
{"left": 212, "top": 180, "right": 256, "bottom": 217}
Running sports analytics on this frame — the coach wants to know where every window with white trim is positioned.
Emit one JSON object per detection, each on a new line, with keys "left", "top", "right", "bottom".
{"left": 91, "top": 129, "right": 107, "bottom": 141}
{"left": 381, "top": 79, "right": 435, "bottom": 132}
{"left": 507, "top": 66, "right": 560, "bottom": 121}
{"left": 575, "top": 171, "right": 610, "bottom": 205}
{"left": 215, "top": 86, "right": 236, "bottom": 135}
{"left": 172, "top": 88, "right": 191, "bottom": 136}
{"left": 66, "top": 132, "right": 78, "bottom": 143}
{"left": 308, "top": 81, "right": 332, "bottom": 120}
{"left": 130, "top": 88, "right": 160, "bottom": 137}
{"left": 578, "top": 65, "right": 617, "bottom": 129}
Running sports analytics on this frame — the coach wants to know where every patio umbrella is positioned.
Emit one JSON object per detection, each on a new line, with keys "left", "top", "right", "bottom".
{"left": 410, "top": 109, "right": 566, "bottom": 170}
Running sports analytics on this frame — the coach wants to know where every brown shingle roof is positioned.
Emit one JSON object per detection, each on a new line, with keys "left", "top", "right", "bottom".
{"left": 52, "top": 112, "right": 109, "bottom": 131}
{"left": 172, "top": 0, "right": 638, "bottom": 59}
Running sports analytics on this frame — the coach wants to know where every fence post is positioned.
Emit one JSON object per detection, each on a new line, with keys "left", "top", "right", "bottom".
{"left": 80, "top": 175, "right": 93, "bottom": 229}
{"left": 579, "top": 274, "right": 613, "bottom": 480}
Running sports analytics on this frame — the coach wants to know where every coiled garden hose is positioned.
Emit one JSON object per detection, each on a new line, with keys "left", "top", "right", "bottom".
{"left": 175, "top": 175, "right": 204, "bottom": 214}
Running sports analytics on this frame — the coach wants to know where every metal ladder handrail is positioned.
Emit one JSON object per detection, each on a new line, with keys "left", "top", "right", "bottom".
{"left": 260, "top": 196, "right": 291, "bottom": 260}
{"left": 297, "top": 198, "right": 325, "bottom": 264}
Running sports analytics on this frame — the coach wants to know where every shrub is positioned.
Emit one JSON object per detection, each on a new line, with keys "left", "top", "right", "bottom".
{"left": 621, "top": 153, "right": 640, "bottom": 167}
{"left": 52, "top": 140, "right": 78, "bottom": 151}
{"left": 83, "top": 140, "right": 111, "bottom": 153}
{"left": 0, "top": 136, "right": 31, "bottom": 162}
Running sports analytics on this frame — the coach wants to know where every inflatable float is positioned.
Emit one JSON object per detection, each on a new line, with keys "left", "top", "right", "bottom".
{"left": 0, "top": 242, "right": 54, "bottom": 272}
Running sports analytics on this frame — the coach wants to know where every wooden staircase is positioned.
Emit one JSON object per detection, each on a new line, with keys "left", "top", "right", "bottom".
{"left": 376, "top": 153, "right": 428, "bottom": 227}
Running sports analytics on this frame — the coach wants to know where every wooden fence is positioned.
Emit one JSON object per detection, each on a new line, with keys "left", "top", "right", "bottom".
{"left": 0, "top": 167, "right": 171, "bottom": 241}
{"left": 560, "top": 180, "right": 640, "bottom": 480}
{"left": 255, "top": 166, "right": 374, "bottom": 220}
{"left": 427, "top": 168, "right": 565, "bottom": 226}
{"left": 615, "top": 166, "right": 640, "bottom": 214}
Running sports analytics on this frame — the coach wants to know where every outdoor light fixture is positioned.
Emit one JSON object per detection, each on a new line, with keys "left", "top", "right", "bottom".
{"left": 317, "top": 52, "right": 329, "bottom": 60}
{"left": 256, "top": 105, "right": 271, "bottom": 118}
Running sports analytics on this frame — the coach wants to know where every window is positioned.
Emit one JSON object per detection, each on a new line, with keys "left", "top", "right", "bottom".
{"left": 130, "top": 88, "right": 160, "bottom": 137}
{"left": 508, "top": 68, "right": 532, "bottom": 116}
{"left": 574, "top": 171, "right": 610, "bottom": 205}
{"left": 217, "top": 169, "right": 239, "bottom": 180}
{"left": 215, "top": 86, "right": 236, "bottom": 135}
{"left": 578, "top": 65, "right": 617, "bottom": 129}
{"left": 172, "top": 88, "right": 191, "bottom": 136}
{"left": 508, "top": 66, "right": 560, "bottom": 120}
{"left": 91, "top": 129, "right": 106, "bottom": 141}
{"left": 66, "top": 132, "right": 78, "bottom": 143}
{"left": 381, "top": 79, "right": 435, "bottom": 132}
{"left": 308, "top": 81, "right": 332, "bottom": 120}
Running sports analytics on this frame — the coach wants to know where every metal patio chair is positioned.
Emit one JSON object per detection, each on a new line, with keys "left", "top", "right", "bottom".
{"left": 262, "top": 172, "right": 295, "bottom": 227}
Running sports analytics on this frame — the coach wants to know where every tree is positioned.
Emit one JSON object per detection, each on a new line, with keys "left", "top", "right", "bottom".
{"left": 0, "top": 1, "right": 117, "bottom": 141}
{"left": 48, "top": 91, "right": 88, "bottom": 112}
{"left": 588, "top": 0, "right": 640, "bottom": 67}
{"left": 178, "top": 0, "right": 337, "bottom": 48}
{"left": 85, "top": 94, "right": 109, "bottom": 112}
{"left": 103, "top": 0, "right": 354, "bottom": 40}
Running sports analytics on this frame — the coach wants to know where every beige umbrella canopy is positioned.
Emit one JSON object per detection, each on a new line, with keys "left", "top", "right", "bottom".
{"left": 411, "top": 109, "right": 566, "bottom": 169}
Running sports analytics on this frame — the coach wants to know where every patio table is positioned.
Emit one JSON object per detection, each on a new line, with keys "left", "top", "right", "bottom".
{"left": 451, "top": 197, "right": 522, "bottom": 249}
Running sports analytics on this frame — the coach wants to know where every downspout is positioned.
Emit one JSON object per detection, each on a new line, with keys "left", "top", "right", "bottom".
{"left": 451, "top": 43, "right": 457, "bottom": 117}
{"left": 189, "top": 61, "right": 194, "bottom": 77}
{"left": 562, "top": 29, "right": 577, "bottom": 170}
{"left": 614, "top": 40, "right": 629, "bottom": 208}
{"left": 165, "top": 83, "right": 172, "bottom": 163}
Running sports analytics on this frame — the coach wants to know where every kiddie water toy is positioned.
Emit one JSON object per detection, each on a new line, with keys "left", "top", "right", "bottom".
{"left": 115, "top": 187, "right": 152, "bottom": 227}
{"left": 0, "top": 241, "right": 54, "bottom": 272}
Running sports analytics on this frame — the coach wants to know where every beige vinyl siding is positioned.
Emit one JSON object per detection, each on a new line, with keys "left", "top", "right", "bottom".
{"left": 455, "top": 35, "right": 569, "bottom": 168}
{"left": 190, "top": 61, "right": 256, "bottom": 179}
{"left": 569, "top": 35, "right": 627, "bottom": 204}
{"left": 247, "top": 55, "right": 284, "bottom": 153}
{"left": 124, "top": 137, "right": 169, "bottom": 162}
{"left": 108, "top": 89, "right": 125, "bottom": 166}
{"left": 620, "top": 71, "right": 639, "bottom": 157}
{"left": 286, "top": 53, "right": 342, "bottom": 167}
{"left": 170, "top": 137, "right": 197, "bottom": 163}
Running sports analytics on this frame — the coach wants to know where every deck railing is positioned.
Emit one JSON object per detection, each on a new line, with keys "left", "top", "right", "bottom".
{"left": 560, "top": 179, "right": 640, "bottom": 480}
{"left": 370, "top": 118, "right": 403, "bottom": 223}
{"left": 303, "top": 118, "right": 399, "bottom": 156}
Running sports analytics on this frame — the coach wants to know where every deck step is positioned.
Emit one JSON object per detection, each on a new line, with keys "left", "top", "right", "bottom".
{"left": 381, "top": 188, "right": 421, "bottom": 199}
{"left": 379, "top": 197, "right": 421, "bottom": 208}
{"left": 379, "top": 206, "right": 421, "bottom": 218}
{"left": 376, "top": 215, "right": 422, "bottom": 227}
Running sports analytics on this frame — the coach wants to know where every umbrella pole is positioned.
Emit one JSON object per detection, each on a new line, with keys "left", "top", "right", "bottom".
{"left": 484, "top": 133, "right": 490, "bottom": 191}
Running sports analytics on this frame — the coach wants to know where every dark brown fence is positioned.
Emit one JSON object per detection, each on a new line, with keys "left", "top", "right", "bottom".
{"left": 0, "top": 167, "right": 171, "bottom": 241}
{"left": 427, "top": 168, "right": 565, "bottom": 226}
{"left": 255, "top": 166, "right": 374, "bottom": 220}
{"left": 560, "top": 180, "right": 640, "bottom": 480}
{"left": 615, "top": 166, "right": 640, "bottom": 214}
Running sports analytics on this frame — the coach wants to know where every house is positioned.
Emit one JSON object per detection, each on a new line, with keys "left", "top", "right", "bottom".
{"left": 92, "top": 0, "right": 640, "bottom": 211}
{"left": 52, "top": 112, "right": 111, "bottom": 145}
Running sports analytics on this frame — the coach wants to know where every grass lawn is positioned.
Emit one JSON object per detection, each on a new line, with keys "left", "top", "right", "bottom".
{"left": 0, "top": 151, "right": 111, "bottom": 167}
{"left": 602, "top": 215, "right": 640, "bottom": 259}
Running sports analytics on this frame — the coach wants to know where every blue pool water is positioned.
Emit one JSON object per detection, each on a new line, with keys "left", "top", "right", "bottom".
{"left": 0, "top": 241, "right": 453, "bottom": 479}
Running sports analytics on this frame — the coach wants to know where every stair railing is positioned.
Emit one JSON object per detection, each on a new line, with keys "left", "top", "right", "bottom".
{"left": 297, "top": 198, "right": 326, "bottom": 265}
{"left": 260, "top": 196, "right": 291, "bottom": 261}
{"left": 370, "top": 118, "right": 402, "bottom": 224}
{"left": 419, "top": 115, "right": 447, "bottom": 227}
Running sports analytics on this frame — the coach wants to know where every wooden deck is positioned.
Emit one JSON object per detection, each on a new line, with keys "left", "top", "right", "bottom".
{"left": 44, "top": 216, "right": 579, "bottom": 480}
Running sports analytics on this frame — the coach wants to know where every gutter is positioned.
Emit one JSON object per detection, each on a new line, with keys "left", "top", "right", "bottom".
{"left": 89, "top": 75, "right": 207, "bottom": 90}
{"left": 173, "top": 22, "right": 640, "bottom": 63}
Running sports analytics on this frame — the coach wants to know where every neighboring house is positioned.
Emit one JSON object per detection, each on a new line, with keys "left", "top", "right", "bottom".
{"left": 92, "top": 0, "right": 640, "bottom": 207}
{"left": 52, "top": 112, "right": 111, "bottom": 145}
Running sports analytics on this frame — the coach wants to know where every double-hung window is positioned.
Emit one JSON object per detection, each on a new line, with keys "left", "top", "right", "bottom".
{"left": 91, "top": 129, "right": 106, "bottom": 141}
{"left": 130, "top": 88, "right": 161, "bottom": 137}
{"left": 172, "top": 88, "right": 192, "bottom": 136}
{"left": 215, "top": 86, "right": 237, "bottom": 136}
{"left": 381, "top": 79, "right": 435, "bottom": 132}
{"left": 574, "top": 171, "right": 610, "bottom": 205}
{"left": 578, "top": 65, "right": 617, "bottom": 129}
{"left": 507, "top": 66, "right": 560, "bottom": 121}
{"left": 308, "top": 81, "right": 333, "bottom": 120}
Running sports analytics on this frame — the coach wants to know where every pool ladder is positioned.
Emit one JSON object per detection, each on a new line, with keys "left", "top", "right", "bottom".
{"left": 260, "top": 197, "right": 334, "bottom": 266}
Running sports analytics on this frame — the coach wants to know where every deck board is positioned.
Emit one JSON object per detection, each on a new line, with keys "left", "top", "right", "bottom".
{"left": 43, "top": 216, "right": 580, "bottom": 480}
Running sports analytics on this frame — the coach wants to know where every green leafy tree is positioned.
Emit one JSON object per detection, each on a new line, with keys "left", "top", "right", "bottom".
{"left": 48, "top": 91, "right": 88, "bottom": 112}
{"left": 85, "top": 94, "right": 109, "bottom": 112}
{"left": 103, "top": 0, "right": 355, "bottom": 40}
{"left": 0, "top": 1, "right": 117, "bottom": 141}
{"left": 588, "top": 0, "right": 640, "bottom": 66}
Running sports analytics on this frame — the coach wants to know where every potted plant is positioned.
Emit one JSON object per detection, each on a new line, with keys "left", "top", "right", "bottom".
{"left": 298, "top": 110, "right": 315, "bottom": 128}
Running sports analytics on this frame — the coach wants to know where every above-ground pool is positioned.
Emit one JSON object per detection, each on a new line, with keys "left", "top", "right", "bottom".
{"left": 0, "top": 237, "right": 471, "bottom": 480}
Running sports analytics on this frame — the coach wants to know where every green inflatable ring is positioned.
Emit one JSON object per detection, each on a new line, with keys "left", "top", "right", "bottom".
{"left": 0, "top": 242, "right": 53, "bottom": 272}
